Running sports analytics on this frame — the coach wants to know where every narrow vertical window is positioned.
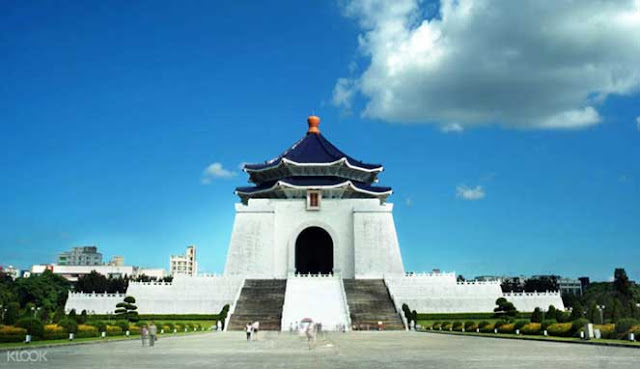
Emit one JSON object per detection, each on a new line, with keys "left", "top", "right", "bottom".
{"left": 307, "top": 190, "right": 321, "bottom": 210}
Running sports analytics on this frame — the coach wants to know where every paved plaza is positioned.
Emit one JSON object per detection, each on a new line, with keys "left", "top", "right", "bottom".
{"left": 2, "top": 332, "right": 639, "bottom": 369}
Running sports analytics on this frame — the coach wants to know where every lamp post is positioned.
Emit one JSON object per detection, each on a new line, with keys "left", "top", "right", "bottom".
{"left": 596, "top": 305, "right": 605, "bottom": 324}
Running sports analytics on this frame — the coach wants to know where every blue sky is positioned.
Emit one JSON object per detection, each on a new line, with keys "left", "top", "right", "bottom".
{"left": 1, "top": 1, "right": 639, "bottom": 281}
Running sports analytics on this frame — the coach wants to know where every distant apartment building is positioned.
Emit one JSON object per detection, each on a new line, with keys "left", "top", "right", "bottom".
{"left": 107, "top": 256, "right": 124, "bottom": 266}
{"left": 57, "top": 246, "right": 103, "bottom": 266}
{"left": 558, "top": 277, "right": 583, "bottom": 296}
{"left": 170, "top": 245, "right": 197, "bottom": 276}
{"left": 578, "top": 276, "right": 590, "bottom": 294}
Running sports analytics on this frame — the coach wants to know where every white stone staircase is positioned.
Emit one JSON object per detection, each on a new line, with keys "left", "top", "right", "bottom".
{"left": 281, "top": 274, "right": 350, "bottom": 331}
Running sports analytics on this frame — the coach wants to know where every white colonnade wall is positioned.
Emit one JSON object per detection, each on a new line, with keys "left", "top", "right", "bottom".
{"left": 281, "top": 274, "right": 350, "bottom": 331}
{"left": 385, "top": 273, "right": 564, "bottom": 313}
{"left": 65, "top": 275, "right": 243, "bottom": 314}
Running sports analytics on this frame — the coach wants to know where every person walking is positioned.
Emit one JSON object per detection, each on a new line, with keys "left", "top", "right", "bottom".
{"left": 149, "top": 322, "right": 157, "bottom": 347}
{"left": 305, "top": 322, "right": 315, "bottom": 350}
{"left": 141, "top": 325, "right": 148, "bottom": 347}
{"left": 251, "top": 321, "right": 260, "bottom": 341}
{"left": 245, "top": 323, "right": 252, "bottom": 341}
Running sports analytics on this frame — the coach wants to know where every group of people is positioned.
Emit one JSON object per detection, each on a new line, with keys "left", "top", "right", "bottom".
{"left": 140, "top": 322, "right": 158, "bottom": 347}
{"left": 245, "top": 321, "right": 260, "bottom": 341}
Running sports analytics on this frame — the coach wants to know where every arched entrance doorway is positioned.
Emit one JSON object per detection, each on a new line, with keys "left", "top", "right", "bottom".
{"left": 295, "top": 227, "right": 333, "bottom": 274}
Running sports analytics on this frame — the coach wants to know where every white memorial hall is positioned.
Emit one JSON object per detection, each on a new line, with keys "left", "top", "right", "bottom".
{"left": 67, "top": 116, "right": 563, "bottom": 330}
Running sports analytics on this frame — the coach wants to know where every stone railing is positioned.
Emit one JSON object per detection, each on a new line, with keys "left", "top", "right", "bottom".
{"left": 403, "top": 272, "right": 456, "bottom": 278}
{"left": 288, "top": 272, "right": 341, "bottom": 279}
{"left": 68, "top": 292, "right": 126, "bottom": 298}
{"left": 128, "top": 281, "right": 172, "bottom": 286}
{"left": 503, "top": 291, "right": 561, "bottom": 297}
{"left": 456, "top": 280, "right": 501, "bottom": 286}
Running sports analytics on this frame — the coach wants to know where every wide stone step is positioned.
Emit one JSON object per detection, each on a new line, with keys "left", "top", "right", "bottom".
{"left": 227, "top": 279, "right": 287, "bottom": 331}
{"left": 343, "top": 279, "right": 404, "bottom": 331}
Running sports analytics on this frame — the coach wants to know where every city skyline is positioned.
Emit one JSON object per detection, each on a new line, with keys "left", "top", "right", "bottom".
{"left": 1, "top": 1, "right": 639, "bottom": 281}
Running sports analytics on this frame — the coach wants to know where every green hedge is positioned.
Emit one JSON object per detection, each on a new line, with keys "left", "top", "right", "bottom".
{"left": 521, "top": 323, "right": 542, "bottom": 335}
{"left": 416, "top": 312, "right": 532, "bottom": 321}
{"left": 89, "top": 314, "right": 222, "bottom": 321}
{"left": 497, "top": 323, "right": 515, "bottom": 334}
{"left": 546, "top": 323, "right": 573, "bottom": 337}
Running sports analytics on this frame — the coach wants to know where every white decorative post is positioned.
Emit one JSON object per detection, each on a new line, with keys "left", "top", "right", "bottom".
{"left": 101, "top": 331, "right": 106, "bottom": 338}
{"left": 126, "top": 330, "right": 130, "bottom": 336}
{"left": 25, "top": 335, "right": 31, "bottom": 343}
{"left": 69, "top": 333, "right": 74, "bottom": 340}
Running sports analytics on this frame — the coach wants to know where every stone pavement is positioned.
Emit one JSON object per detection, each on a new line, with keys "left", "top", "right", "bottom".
{"left": 1, "top": 331, "right": 638, "bottom": 369}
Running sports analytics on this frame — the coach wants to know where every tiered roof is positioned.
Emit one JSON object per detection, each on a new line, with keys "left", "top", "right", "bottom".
{"left": 236, "top": 116, "right": 392, "bottom": 203}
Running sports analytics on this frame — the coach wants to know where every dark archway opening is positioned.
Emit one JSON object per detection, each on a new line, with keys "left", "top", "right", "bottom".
{"left": 295, "top": 227, "right": 333, "bottom": 275}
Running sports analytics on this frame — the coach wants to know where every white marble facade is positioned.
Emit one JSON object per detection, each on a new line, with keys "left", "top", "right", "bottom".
{"left": 224, "top": 197, "right": 405, "bottom": 279}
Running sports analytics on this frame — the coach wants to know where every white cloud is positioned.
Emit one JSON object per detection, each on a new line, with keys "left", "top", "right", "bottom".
{"left": 201, "top": 162, "right": 236, "bottom": 184}
{"left": 405, "top": 197, "right": 413, "bottom": 206}
{"left": 636, "top": 116, "right": 640, "bottom": 131}
{"left": 334, "top": 0, "right": 640, "bottom": 129}
{"left": 456, "top": 185, "right": 485, "bottom": 200}
{"left": 440, "top": 123, "right": 464, "bottom": 133}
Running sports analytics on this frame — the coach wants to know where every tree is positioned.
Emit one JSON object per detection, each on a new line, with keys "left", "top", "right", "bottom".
{"left": 494, "top": 297, "right": 518, "bottom": 320}
{"left": 3, "top": 302, "right": 20, "bottom": 325}
{"left": 531, "top": 307, "right": 544, "bottom": 323}
{"left": 79, "top": 309, "right": 88, "bottom": 324}
{"left": 456, "top": 275, "right": 466, "bottom": 282}
{"left": 547, "top": 305, "right": 557, "bottom": 321}
{"left": 76, "top": 271, "right": 108, "bottom": 293}
{"left": 570, "top": 303, "right": 584, "bottom": 321}
{"left": 524, "top": 276, "right": 559, "bottom": 293}
{"left": 613, "top": 268, "right": 632, "bottom": 298}
{"left": 14, "top": 270, "right": 70, "bottom": 312}
{"left": 115, "top": 296, "right": 138, "bottom": 322}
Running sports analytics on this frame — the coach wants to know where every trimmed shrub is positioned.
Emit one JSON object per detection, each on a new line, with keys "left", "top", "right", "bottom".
{"left": 105, "top": 325, "right": 123, "bottom": 336}
{"left": 452, "top": 321, "right": 463, "bottom": 331}
{"left": 114, "top": 320, "right": 130, "bottom": 332}
{"left": 0, "top": 326, "right": 28, "bottom": 343}
{"left": 497, "top": 323, "right": 515, "bottom": 334}
{"left": 494, "top": 321, "right": 505, "bottom": 329}
{"left": 134, "top": 321, "right": 148, "bottom": 328}
{"left": 521, "top": 323, "right": 542, "bottom": 335}
{"left": 128, "top": 324, "right": 141, "bottom": 335}
{"left": 441, "top": 322, "right": 452, "bottom": 330}
{"left": 89, "top": 321, "right": 107, "bottom": 333}
{"left": 541, "top": 319, "right": 557, "bottom": 330}
{"left": 464, "top": 321, "right": 478, "bottom": 331}
{"left": 615, "top": 318, "right": 638, "bottom": 334}
{"left": 15, "top": 318, "right": 44, "bottom": 338}
{"left": 164, "top": 322, "right": 175, "bottom": 330}
{"left": 431, "top": 322, "right": 441, "bottom": 329}
{"left": 43, "top": 324, "right": 67, "bottom": 340}
{"left": 417, "top": 312, "right": 532, "bottom": 321}
{"left": 514, "top": 320, "right": 528, "bottom": 330}
{"left": 571, "top": 318, "right": 589, "bottom": 334}
{"left": 595, "top": 324, "right": 615, "bottom": 339}
{"left": 58, "top": 318, "right": 78, "bottom": 333}
{"left": 76, "top": 324, "right": 99, "bottom": 338}
{"left": 479, "top": 323, "right": 495, "bottom": 333}
{"left": 547, "top": 323, "right": 573, "bottom": 337}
